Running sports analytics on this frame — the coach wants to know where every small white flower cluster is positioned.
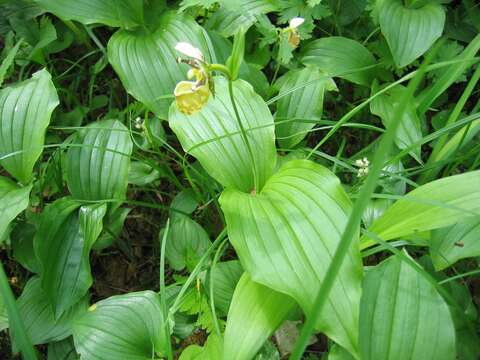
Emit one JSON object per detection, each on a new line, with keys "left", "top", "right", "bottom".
{"left": 354, "top": 157, "right": 370, "bottom": 177}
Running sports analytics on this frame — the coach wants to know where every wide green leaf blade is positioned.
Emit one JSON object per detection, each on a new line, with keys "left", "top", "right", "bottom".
{"left": 361, "top": 171, "right": 480, "bottom": 249}
{"left": 378, "top": 0, "right": 445, "bottom": 67}
{"left": 0, "top": 68, "right": 59, "bottom": 183}
{"left": 164, "top": 214, "right": 211, "bottom": 272}
{"left": 220, "top": 159, "right": 363, "bottom": 355}
{"left": 73, "top": 291, "right": 168, "bottom": 360}
{"left": 370, "top": 85, "right": 422, "bottom": 162}
{"left": 17, "top": 277, "right": 88, "bottom": 345}
{"left": 224, "top": 273, "right": 297, "bottom": 360}
{"left": 34, "top": 198, "right": 107, "bottom": 317}
{"left": 0, "top": 176, "right": 31, "bottom": 241}
{"left": 274, "top": 66, "right": 330, "bottom": 148}
{"left": 430, "top": 217, "right": 480, "bottom": 270}
{"left": 34, "top": 0, "right": 144, "bottom": 28}
{"left": 301, "top": 37, "right": 376, "bottom": 86}
{"left": 48, "top": 338, "right": 79, "bottom": 360}
{"left": 179, "top": 334, "right": 223, "bottom": 360}
{"left": 207, "top": 260, "right": 243, "bottom": 315}
{"left": 108, "top": 12, "right": 210, "bottom": 118}
{"left": 169, "top": 77, "right": 276, "bottom": 192}
{"left": 359, "top": 253, "right": 456, "bottom": 359}
{"left": 66, "top": 119, "right": 132, "bottom": 201}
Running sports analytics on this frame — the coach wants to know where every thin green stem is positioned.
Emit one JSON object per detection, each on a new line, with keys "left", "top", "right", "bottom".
{"left": 289, "top": 41, "right": 437, "bottom": 360}
{"left": 209, "top": 238, "right": 228, "bottom": 336}
{"left": 159, "top": 219, "right": 173, "bottom": 360}
{"left": 0, "top": 262, "right": 37, "bottom": 360}
{"left": 169, "top": 228, "right": 228, "bottom": 315}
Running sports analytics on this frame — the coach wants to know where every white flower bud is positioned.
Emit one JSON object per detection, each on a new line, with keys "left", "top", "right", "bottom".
{"left": 175, "top": 42, "right": 203, "bottom": 61}
{"left": 289, "top": 17, "right": 305, "bottom": 29}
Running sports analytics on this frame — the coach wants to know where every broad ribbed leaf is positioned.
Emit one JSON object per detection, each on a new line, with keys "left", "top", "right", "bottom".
{"left": 208, "top": 260, "right": 243, "bottom": 315}
{"left": 16, "top": 277, "right": 88, "bottom": 345}
{"left": 34, "top": 198, "right": 106, "bottom": 317}
{"left": 0, "top": 176, "right": 31, "bottom": 240}
{"left": 206, "top": 0, "right": 279, "bottom": 37}
{"left": 48, "top": 338, "right": 79, "bottom": 360}
{"left": 370, "top": 85, "right": 422, "bottom": 162}
{"left": 430, "top": 217, "right": 480, "bottom": 270}
{"left": 73, "top": 291, "right": 168, "bottom": 360}
{"left": 66, "top": 119, "right": 132, "bottom": 201}
{"left": 164, "top": 214, "right": 211, "bottom": 271}
{"left": 359, "top": 253, "right": 456, "bottom": 359}
{"left": 274, "top": 66, "right": 330, "bottom": 148}
{"left": 361, "top": 171, "right": 480, "bottom": 249}
{"left": 108, "top": 12, "right": 210, "bottom": 118}
{"left": 169, "top": 77, "right": 276, "bottom": 192}
{"left": 301, "top": 37, "right": 376, "bottom": 86}
{"left": 224, "top": 273, "right": 296, "bottom": 360}
{"left": 0, "top": 68, "right": 59, "bottom": 183}
{"left": 220, "top": 159, "right": 363, "bottom": 355}
{"left": 379, "top": 0, "right": 445, "bottom": 67}
{"left": 34, "top": 0, "right": 144, "bottom": 28}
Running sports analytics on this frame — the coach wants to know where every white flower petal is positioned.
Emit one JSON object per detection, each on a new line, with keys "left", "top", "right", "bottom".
{"left": 175, "top": 42, "right": 203, "bottom": 60}
{"left": 289, "top": 17, "right": 305, "bottom": 29}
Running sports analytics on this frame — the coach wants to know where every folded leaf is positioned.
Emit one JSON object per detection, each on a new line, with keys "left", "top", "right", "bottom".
{"left": 224, "top": 273, "right": 296, "bottom": 360}
{"left": 108, "top": 12, "right": 210, "bottom": 118}
{"left": 34, "top": 198, "right": 106, "bottom": 317}
{"left": 0, "top": 176, "right": 31, "bottom": 241}
{"left": 164, "top": 214, "right": 211, "bottom": 272}
{"left": 207, "top": 260, "right": 243, "bottom": 315}
{"left": 220, "top": 159, "right": 362, "bottom": 355}
{"left": 378, "top": 0, "right": 445, "bottom": 67}
{"left": 66, "top": 119, "right": 132, "bottom": 201}
{"left": 73, "top": 291, "right": 168, "bottom": 360}
{"left": 370, "top": 85, "right": 422, "bottom": 162}
{"left": 361, "top": 171, "right": 480, "bottom": 249}
{"left": 17, "top": 277, "right": 88, "bottom": 345}
{"left": 430, "top": 217, "right": 480, "bottom": 270}
{"left": 169, "top": 77, "right": 276, "bottom": 192}
{"left": 301, "top": 37, "right": 376, "bottom": 86}
{"left": 0, "top": 68, "right": 59, "bottom": 183}
{"left": 359, "top": 253, "right": 456, "bottom": 359}
{"left": 48, "top": 338, "right": 80, "bottom": 360}
{"left": 274, "top": 66, "right": 330, "bottom": 148}
{"left": 34, "top": 0, "right": 144, "bottom": 28}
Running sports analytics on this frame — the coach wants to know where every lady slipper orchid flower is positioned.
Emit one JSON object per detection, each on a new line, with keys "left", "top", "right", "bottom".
{"left": 174, "top": 42, "right": 212, "bottom": 115}
{"left": 286, "top": 17, "right": 304, "bottom": 48}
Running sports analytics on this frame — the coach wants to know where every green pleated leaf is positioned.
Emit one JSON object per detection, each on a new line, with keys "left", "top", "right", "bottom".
{"left": 73, "top": 291, "right": 168, "bottom": 360}
{"left": 48, "top": 338, "right": 80, "bottom": 360}
{"left": 16, "top": 277, "right": 88, "bottom": 346}
{"left": 220, "top": 159, "right": 363, "bottom": 355}
{"left": 169, "top": 77, "right": 276, "bottom": 192}
{"left": 108, "top": 12, "right": 210, "bottom": 118}
{"left": 301, "top": 37, "right": 376, "bottom": 86}
{"left": 359, "top": 253, "right": 456, "bottom": 359}
{"left": 0, "top": 68, "right": 59, "bottom": 183}
{"left": 274, "top": 66, "right": 331, "bottom": 149}
{"left": 0, "top": 176, "right": 31, "bottom": 241}
{"left": 66, "top": 119, "right": 132, "bottom": 201}
{"left": 206, "top": 0, "right": 278, "bottom": 37}
{"left": 361, "top": 171, "right": 480, "bottom": 249}
{"left": 370, "top": 85, "right": 422, "bottom": 162}
{"left": 164, "top": 214, "right": 211, "bottom": 272}
{"left": 34, "top": 198, "right": 107, "bottom": 318}
{"left": 34, "top": 0, "right": 144, "bottom": 28}
{"left": 378, "top": 0, "right": 445, "bottom": 67}
{"left": 224, "top": 273, "right": 296, "bottom": 360}
{"left": 430, "top": 217, "right": 480, "bottom": 270}
{"left": 207, "top": 260, "right": 243, "bottom": 315}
